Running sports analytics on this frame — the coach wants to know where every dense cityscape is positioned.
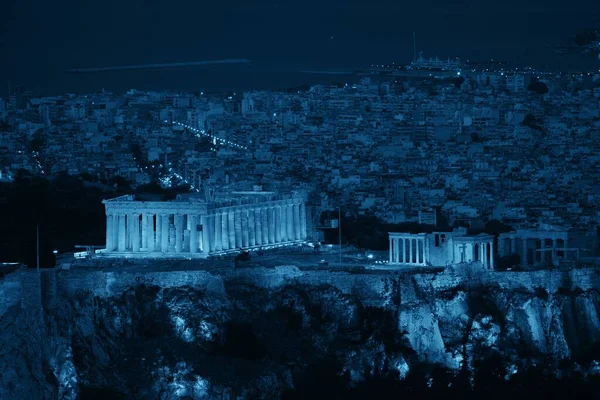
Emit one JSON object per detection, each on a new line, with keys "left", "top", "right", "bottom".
{"left": 2, "top": 61, "right": 600, "bottom": 262}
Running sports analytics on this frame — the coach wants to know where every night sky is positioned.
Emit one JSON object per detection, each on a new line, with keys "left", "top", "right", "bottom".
{"left": 1, "top": 0, "right": 599, "bottom": 93}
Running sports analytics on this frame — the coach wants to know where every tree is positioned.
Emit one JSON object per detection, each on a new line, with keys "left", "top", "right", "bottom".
{"left": 522, "top": 113, "right": 542, "bottom": 130}
{"left": 528, "top": 80, "right": 548, "bottom": 95}
{"left": 471, "top": 132, "right": 481, "bottom": 142}
{"left": 453, "top": 76, "right": 466, "bottom": 89}
{"left": 484, "top": 219, "right": 514, "bottom": 235}
{"left": 29, "top": 132, "right": 46, "bottom": 152}
{"left": 110, "top": 175, "right": 131, "bottom": 190}
{"left": 0, "top": 121, "right": 12, "bottom": 132}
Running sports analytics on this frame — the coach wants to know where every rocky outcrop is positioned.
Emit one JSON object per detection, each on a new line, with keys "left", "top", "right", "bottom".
{"left": 2, "top": 266, "right": 600, "bottom": 398}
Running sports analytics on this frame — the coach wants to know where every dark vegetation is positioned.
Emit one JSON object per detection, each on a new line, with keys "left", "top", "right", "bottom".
{"left": 521, "top": 113, "right": 544, "bottom": 130}
{"left": 0, "top": 170, "right": 108, "bottom": 267}
{"left": 528, "top": 79, "right": 549, "bottom": 95}
{"left": 334, "top": 213, "right": 513, "bottom": 252}
{"left": 0, "top": 170, "right": 193, "bottom": 267}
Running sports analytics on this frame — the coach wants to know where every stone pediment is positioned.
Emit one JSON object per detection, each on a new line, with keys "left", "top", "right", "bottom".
{"left": 538, "top": 223, "right": 565, "bottom": 231}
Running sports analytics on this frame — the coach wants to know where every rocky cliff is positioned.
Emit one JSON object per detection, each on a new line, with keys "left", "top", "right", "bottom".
{"left": 2, "top": 265, "right": 600, "bottom": 399}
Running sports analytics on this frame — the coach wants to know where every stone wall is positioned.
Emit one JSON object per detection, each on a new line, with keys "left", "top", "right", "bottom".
{"left": 47, "top": 267, "right": 404, "bottom": 309}
{"left": 412, "top": 267, "right": 600, "bottom": 294}
{"left": 0, "top": 273, "right": 22, "bottom": 317}
{"left": 55, "top": 270, "right": 226, "bottom": 298}
{"left": 32, "top": 266, "right": 600, "bottom": 326}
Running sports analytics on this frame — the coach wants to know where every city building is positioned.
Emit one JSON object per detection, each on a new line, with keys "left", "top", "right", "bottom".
{"left": 102, "top": 188, "right": 308, "bottom": 258}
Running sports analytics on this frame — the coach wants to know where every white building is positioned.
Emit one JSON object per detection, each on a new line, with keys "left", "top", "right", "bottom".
{"left": 102, "top": 189, "right": 308, "bottom": 258}
{"left": 388, "top": 228, "right": 494, "bottom": 269}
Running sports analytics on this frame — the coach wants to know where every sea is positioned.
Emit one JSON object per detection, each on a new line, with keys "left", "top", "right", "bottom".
{"left": 12, "top": 62, "right": 360, "bottom": 97}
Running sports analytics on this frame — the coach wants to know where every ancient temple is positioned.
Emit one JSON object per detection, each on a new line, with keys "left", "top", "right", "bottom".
{"left": 388, "top": 228, "right": 494, "bottom": 269}
{"left": 498, "top": 224, "right": 572, "bottom": 267}
{"left": 101, "top": 189, "right": 308, "bottom": 258}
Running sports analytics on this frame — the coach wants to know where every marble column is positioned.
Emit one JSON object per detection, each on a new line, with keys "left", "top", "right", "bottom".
{"left": 201, "top": 215, "right": 209, "bottom": 253}
{"left": 221, "top": 212, "right": 229, "bottom": 251}
{"left": 482, "top": 243, "right": 487, "bottom": 267}
{"left": 161, "top": 214, "right": 169, "bottom": 252}
{"left": 481, "top": 243, "right": 485, "bottom": 266}
{"left": 416, "top": 240, "right": 420, "bottom": 264}
{"left": 155, "top": 214, "right": 162, "bottom": 252}
{"left": 248, "top": 210, "right": 256, "bottom": 247}
{"left": 112, "top": 214, "right": 119, "bottom": 251}
{"left": 106, "top": 214, "right": 114, "bottom": 252}
{"left": 389, "top": 237, "right": 393, "bottom": 263}
{"left": 510, "top": 237, "right": 516, "bottom": 255}
{"left": 174, "top": 214, "right": 183, "bottom": 253}
{"left": 207, "top": 214, "right": 215, "bottom": 253}
{"left": 147, "top": 214, "right": 155, "bottom": 251}
{"left": 228, "top": 211, "right": 235, "bottom": 250}
{"left": 286, "top": 205, "right": 294, "bottom": 242}
{"left": 522, "top": 238, "right": 528, "bottom": 266}
{"left": 214, "top": 213, "right": 222, "bottom": 251}
{"left": 141, "top": 213, "right": 148, "bottom": 250}
{"left": 261, "top": 207, "right": 268, "bottom": 245}
{"left": 268, "top": 207, "right": 276, "bottom": 244}
{"left": 274, "top": 207, "right": 281, "bottom": 243}
{"left": 241, "top": 211, "right": 249, "bottom": 248}
{"left": 147, "top": 213, "right": 154, "bottom": 250}
{"left": 254, "top": 208, "right": 263, "bottom": 246}
{"left": 299, "top": 203, "right": 307, "bottom": 240}
{"left": 234, "top": 210, "right": 243, "bottom": 248}
{"left": 483, "top": 242, "right": 488, "bottom": 267}
{"left": 490, "top": 241, "right": 494, "bottom": 270}
{"left": 118, "top": 214, "right": 126, "bottom": 251}
{"left": 280, "top": 206, "right": 288, "bottom": 242}
{"left": 293, "top": 204, "right": 301, "bottom": 240}
{"left": 551, "top": 239, "right": 557, "bottom": 266}
{"left": 189, "top": 214, "right": 198, "bottom": 253}
{"left": 398, "top": 238, "right": 403, "bottom": 263}
{"left": 125, "top": 214, "right": 133, "bottom": 250}
{"left": 132, "top": 214, "right": 140, "bottom": 252}
{"left": 408, "top": 239, "right": 412, "bottom": 264}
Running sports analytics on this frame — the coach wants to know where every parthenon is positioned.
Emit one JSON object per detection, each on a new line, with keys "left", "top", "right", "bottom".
{"left": 102, "top": 189, "right": 308, "bottom": 258}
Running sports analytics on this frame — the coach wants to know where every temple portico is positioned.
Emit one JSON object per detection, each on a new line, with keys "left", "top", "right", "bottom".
{"left": 388, "top": 233, "right": 429, "bottom": 266}
{"left": 498, "top": 225, "right": 572, "bottom": 267}
{"left": 102, "top": 190, "right": 308, "bottom": 258}
{"left": 451, "top": 233, "right": 494, "bottom": 270}
{"left": 388, "top": 229, "right": 494, "bottom": 269}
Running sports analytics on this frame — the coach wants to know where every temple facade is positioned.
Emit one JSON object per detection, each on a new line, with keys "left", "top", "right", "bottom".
{"left": 498, "top": 224, "right": 572, "bottom": 267}
{"left": 388, "top": 228, "right": 494, "bottom": 269}
{"left": 102, "top": 190, "right": 308, "bottom": 258}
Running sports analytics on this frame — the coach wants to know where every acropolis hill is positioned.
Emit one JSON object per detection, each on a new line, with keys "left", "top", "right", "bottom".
{"left": 2, "top": 256, "right": 600, "bottom": 399}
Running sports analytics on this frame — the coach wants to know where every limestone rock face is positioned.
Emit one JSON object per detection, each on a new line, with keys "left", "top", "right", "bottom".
{"left": 2, "top": 268, "right": 600, "bottom": 398}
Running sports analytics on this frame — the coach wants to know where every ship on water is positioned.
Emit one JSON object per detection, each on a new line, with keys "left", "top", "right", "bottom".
{"left": 396, "top": 51, "right": 463, "bottom": 77}
{"left": 361, "top": 52, "right": 464, "bottom": 79}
